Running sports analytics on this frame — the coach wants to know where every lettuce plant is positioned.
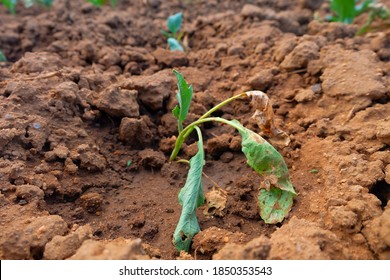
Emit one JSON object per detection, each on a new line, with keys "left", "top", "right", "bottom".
{"left": 161, "top": 12, "right": 185, "bottom": 52}
{"left": 170, "top": 70, "right": 296, "bottom": 252}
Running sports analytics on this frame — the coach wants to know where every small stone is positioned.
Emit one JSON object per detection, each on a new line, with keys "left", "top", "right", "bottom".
{"left": 152, "top": 48, "right": 188, "bottom": 68}
{"left": 294, "top": 88, "right": 315, "bottom": 102}
{"left": 96, "top": 86, "right": 139, "bottom": 118}
{"left": 122, "top": 70, "right": 174, "bottom": 112}
{"left": 79, "top": 192, "right": 104, "bottom": 214}
{"left": 138, "top": 149, "right": 166, "bottom": 169}
{"left": 227, "top": 43, "right": 244, "bottom": 56}
{"left": 280, "top": 41, "right": 319, "bottom": 70}
{"left": 15, "top": 184, "right": 44, "bottom": 203}
{"left": 220, "top": 152, "right": 234, "bottom": 163}
{"left": 118, "top": 117, "right": 154, "bottom": 148}
{"left": 247, "top": 69, "right": 274, "bottom": 91}
{"left": 329, "top": 206, "right": 359, "bottom": 229}
{"left": 241, "top": 4, "right": 276, "bottom": 20}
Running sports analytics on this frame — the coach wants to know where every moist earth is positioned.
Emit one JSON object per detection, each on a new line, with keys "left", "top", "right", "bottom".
{"left": 0, "top": 0, "right": 389, "bottom": 260}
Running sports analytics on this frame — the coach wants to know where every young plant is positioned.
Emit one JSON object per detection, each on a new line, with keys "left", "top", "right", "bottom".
{"left": 87, "top": 0, "right": 117, "bottom": 7}
{"left": 1, "top": 0, "right": 17, "bottom": 14}
{"left": 328, "top": 0, "right": 390, "bottom": 34}
{"left": 161, "top": 12, "right": 185, "bottom": 52}
{"left": 0, "top": 0, "right": 116, "bottom": 13}
{"left": 23, "top": 0, "right": 53, "bottom": 8}
{"left": 170, "top": 70, "right": 297, "bottom": 252}
{"left": 0, "top": 51, "right": 6, "bottom": 62}
{"left": 329, "top": 0, "right": 373, "bottom": 23}
{"left": 0, "top": 0, "right": 54, "bottom": 13}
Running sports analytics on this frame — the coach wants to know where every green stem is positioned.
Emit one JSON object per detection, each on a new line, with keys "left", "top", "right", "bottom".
{"left": 198, "top": 92, "right": 247, "bottom": 120}
{"left": 170, "top": 92, "right": 248, "bottom": 161}
{"left": 170, "top": 117, "right": 243, "bottom": 161}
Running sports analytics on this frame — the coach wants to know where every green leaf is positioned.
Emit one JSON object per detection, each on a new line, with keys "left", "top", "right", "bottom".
{"left": 36, "top": 0, "right": 53, "bottom": 7}
{"left": 172, "top": 70, "right": 193, "bottom": 132}
{"left": 228, "top": 120, "right": 296, "bottom": 224}
{"left": 172, "top": 105, "right": 180, "bottom": 119}
{"left": 330, "top": 0, "right": 373, "bottom": 24}
{"left": 168, "top": 38, "right": 184, "bottom": 52}
{"left": 87, "top": 0, "right": 106, "bottom": 6}
{"left": 173, "top": 126, "right": 205, "bottom": 252}
{"left": 258, "top": 188, "right": 294, "bottom": 224}
{"left": 160, "top": 29, "right": 172, "bottom": 38}
{"left": 1, "top": 0, "right": 17, "bottom": 14}
{"left": 0, "top": 51, "right": 6, "bottom": 62}
{"left": 330, "top": 0, "right": 356, "bottom": 23}
{"left": 167, "top": 12, "right": 183, "bottom": 35}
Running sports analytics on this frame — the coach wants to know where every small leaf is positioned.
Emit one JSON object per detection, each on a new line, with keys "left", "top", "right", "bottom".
{"left": 167, "top": 12, "right": 183, "bottom": 35}
{"left": 87, "top": 0, "right": 106, "bottom": 6}
{"left": 0, "top": 51, "right": 6, "bottom": 62}
{"left": 172, "top": 70, "right": 193, "bottom": 132}
{"left": 160, "top": 29, "right": 172, "bottom": 38}
{"left": 2, "top": 0, "right": 17, "bottom": 14}
{"left": 172, "top": 105, "right": 180, "bottom": 119}
{"left": 330, "top": 0, "right": 358, "bottom": 23}
{"left": 227, "top": 120, "right": 296, "bottom": 224}
{"left": 173, "top": 127, "right": 205, "bottom": 252}
{"left": 168, "top": 38, "right": 184, "bottom": 52}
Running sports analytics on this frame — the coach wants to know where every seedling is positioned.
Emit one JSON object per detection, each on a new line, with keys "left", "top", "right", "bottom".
{"left": 0, "top": 0, "right": 116, "bottom": 13}
{"left": 161, "top": 12, "right": 185, "bottom": 52}
{"left": 0, "top": 0, "right": 53, "bottom": 13}
{"left": 87, "top": 0, "right": 117, "bottom": 7}
{"left": 0, "top": 51, "right": 6, "bottom": 62}
{"left": 328, "top": 0, "right": 390, "bottom": 34}
{"left": 170, "top": 70, "right": 296, "bottom": 252}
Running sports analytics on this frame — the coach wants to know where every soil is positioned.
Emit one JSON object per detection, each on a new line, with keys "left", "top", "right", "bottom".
{"left": 0, "top": 0, "right": 389, "bottom": 260}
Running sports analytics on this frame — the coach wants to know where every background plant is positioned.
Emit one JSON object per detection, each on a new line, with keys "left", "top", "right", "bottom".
{"left": 0, "top": 51, "right": 6, "bottom": 62}
{"left": 328, "top": 0, "right": 390, "bottom": 34}
{"left": 170, "top": 70, "right": 296, "bottom": 252}
{"left": 0, "top": 0, "right": 116, "bottom": 13}
{"left": 161, "top": 12, "right": 185, "bottom": 52}
{"left": 87, "top": 0, "right": 117, "bottom": 7}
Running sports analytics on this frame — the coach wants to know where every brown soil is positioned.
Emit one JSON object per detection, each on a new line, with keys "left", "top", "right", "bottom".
{"left": 0, "top": 0, "right": 389, "bottom": 260}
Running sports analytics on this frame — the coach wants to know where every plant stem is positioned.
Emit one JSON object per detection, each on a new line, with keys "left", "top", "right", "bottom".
{"left": 199, "top": 92, "right": 247, "bottom": 120}
{"left": 170, "top": 117, "right": 243, "bottom": 161}
{"left": 170, "top": 92, "right": 248, "bottom": 161}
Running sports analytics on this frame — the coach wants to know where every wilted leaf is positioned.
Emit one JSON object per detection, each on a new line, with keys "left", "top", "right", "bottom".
{"left": 168, "top": 38, "right": 184, "bottom": 52}
{"left": 173, "top": 127, "right": 204, "bottom": 252}
{"left": 203, "top": 188, "right": 227, "bottom": 217}
{"left": 167, "top": 12, "right": 183, "bottom": 35}
{"left": 246, "top": 91, "right": 290, "bottom": 147}
{"left": 227, "top": 120, "right": 296, "bottom": 224}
